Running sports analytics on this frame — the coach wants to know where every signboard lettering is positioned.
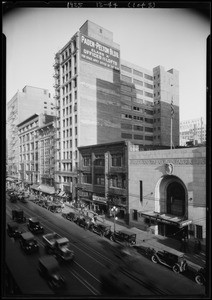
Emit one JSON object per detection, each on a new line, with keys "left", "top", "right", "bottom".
{"left": 80, "top": 34, "right": 120, "bottom": 70}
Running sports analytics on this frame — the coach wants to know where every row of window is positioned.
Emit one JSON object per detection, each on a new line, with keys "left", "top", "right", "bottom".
{"left": 82, "top": 154, "right": 122, "bottom": 167}
{"left": 121, "top": 133, "right": 153, "bottom": 141}
{"left": 82, "top": 173, "right": 126, "bottom": 188}
{"left": 121, "top": 123, "right": 153, "bottom": 132}
{"left": 121, "top": 114, "right": 153, "bottom": 124}
{"left": 121, "top": 65, "right": 153, "bottom": 81}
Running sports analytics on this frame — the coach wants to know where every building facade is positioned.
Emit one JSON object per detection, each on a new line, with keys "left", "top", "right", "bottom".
{"left": 53, "top": 20, "right": 179, "bottom": 197}
{"left": 7, "top": 86, "right": 55, "bottom": 178}
{"left": 17, "top": 114, "right": 56, "bottom": 188}
{"left": 77, "top": 141, "right": 206, "bottom": 243}
{"left": 180, "top": 117, "right": 206, "bottom": 146}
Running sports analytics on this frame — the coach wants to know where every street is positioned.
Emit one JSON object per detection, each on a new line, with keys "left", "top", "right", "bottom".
{"left": 5, "top": 197, "right": 206, "bottom": 297}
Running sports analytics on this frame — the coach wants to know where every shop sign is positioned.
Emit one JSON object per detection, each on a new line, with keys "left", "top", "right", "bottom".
{"left": 80, "top": 34, "right": 120, "bottom": 71}
{"left": 92, "top": 195, "right": 107, "bottom": 203}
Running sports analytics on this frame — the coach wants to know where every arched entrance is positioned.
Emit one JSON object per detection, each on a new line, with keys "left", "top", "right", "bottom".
{"left": 156, "top": 175, "right": 188, "bottom": 239}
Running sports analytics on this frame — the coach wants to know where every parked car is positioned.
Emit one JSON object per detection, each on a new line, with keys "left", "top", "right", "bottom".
{"left": 19, "top": 232, "right": 39, "bottom": 254}
{"left": 194, "top": 267, "right": 206, "bottom": 286}
{"left": 89, "top": 223, "right": 112, "bottom": 238}
{"left": 48, "top": 204, "right": 62, "bottom": 213}
{"left": 62, "top": 211, "right": 79, "bottom": 222}
{"left": 150, "top": 248, "right": 188, "bottom": 273}
{"left": 110, "top": 230, "right": 136, "bottom": 246}
{"left": 27, "top": 217, "right": 44, "bottom": 234}
{"left": 133, "top": 244, "right": 156, "bottom": 259}
{"left": 7, "top": 222, "right": 22, "bottom": 239}
{"left": 76, "top": 215, "right": 91, "bottom": 229}
{"left": 12, "top": 209, "right": 26, "bottom": 223}
{"left": 38, "top": 255, "right": 66, "bottom": 290}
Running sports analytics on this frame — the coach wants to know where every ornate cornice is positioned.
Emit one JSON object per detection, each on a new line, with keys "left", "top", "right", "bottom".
{"left": 130, "top": 158, "right": 206, "bottom": 165}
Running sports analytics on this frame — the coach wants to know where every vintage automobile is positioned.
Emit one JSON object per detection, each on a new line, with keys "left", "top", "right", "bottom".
{"left": 110, "top": 229, "right": 136, "bottom": 246}
{"left": 48, "top": 204, "right": 62, "bottom": 213}
{"left": 12, "top": 209, "right": 26, "bottom": 223}
{"left": 27, "top": 217, "right": 44, "bottom": 234}
{"left": 19, "top": 232, "right": 39, "bottom": 254}
{"left": 61, "top": 211, "right": 79, "bottom": 222}
{"left": 7, "top": 222, "right": 22, "bottom": 239}
{"left": 194, "top": 267, "right": 206, "bottom": 286}
{"left": 89, "top": 223, "right": 112, "bottom": 238}
{"left": 150, "top": 248, "right": 188, "bottom": 273}
{"left": 76, "top": 215, "right": 92, "bottom": 229}
{"left": 133, "top": 244, "right": 156, "bottom": 259}
{"left": 38, "top": 255, "right": 66, "bottom": 289}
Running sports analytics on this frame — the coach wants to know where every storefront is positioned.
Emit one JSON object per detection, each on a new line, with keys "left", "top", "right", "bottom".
{"left": 139, "top": 211, "right": 192, "bottom": 240}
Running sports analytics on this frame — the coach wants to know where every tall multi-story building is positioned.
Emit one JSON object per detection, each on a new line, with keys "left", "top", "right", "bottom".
{"left": 17, "top": 113, "right": 55, "bottom": 190}
{"left": 180, "top": 117, "right": 206, "bottom": 146}
{"left": 53, "top": 20, "right": 179, "bottom": 198}
{"left": 7, "top": 86, "right": 55, "bottom": 177}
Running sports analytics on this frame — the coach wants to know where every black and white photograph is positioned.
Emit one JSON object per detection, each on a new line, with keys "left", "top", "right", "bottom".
{"left": 2, "top": 1, "right": 211, "bottom": 298}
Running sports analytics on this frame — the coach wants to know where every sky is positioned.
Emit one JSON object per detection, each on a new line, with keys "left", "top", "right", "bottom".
{"left": 3, "top": 4, "right": 210, "bottom": 122}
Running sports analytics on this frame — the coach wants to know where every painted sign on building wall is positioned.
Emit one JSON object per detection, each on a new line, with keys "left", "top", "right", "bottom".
{"left": 80, "top": 34, "right": 120, "bottom": 70}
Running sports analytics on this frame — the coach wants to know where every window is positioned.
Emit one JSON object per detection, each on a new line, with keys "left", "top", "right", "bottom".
{"left": 133, "top": 69, "right": 143, "bottom": 77}
{"left": 140, "top": 181, "right": 143, "bottom": 202}
{"left": 94, "top": 155, "right": 105, "bottom": 166}
{"left": 144, "top": 91, "right": 153, "bottom": 98}
{"left": 95, "top": 174, "right": 105, "bottom": 186}
{"left": 111, "top": 175, "right": 125, "bottom": 189}
{"left": 145, "top": 109, "right": 153, "bottom": 115}
{"left": 134, "top": 125, "right": 143, "bottom": 131}
{"left": 196, "top": 225, "right": 203, "bottom": 240}
{"left": 145, "top": 118, "right": 153, "bottom": 124}
{"left": 121, "top": 133, "right": 132, "bottom": 139}
{"left": 121, "top": 74, "right": 132, "bottom": 83}
{"left": 134, "top": 134, "right": 143, "bottom": 140}
{"left": 144, "top": 82, "right": 153, "bottom": 89}
{"left": 145, "top": 127, "right": 153, "bottom": 132}
{"left": 144, "top": 74, "right": 153, "bottom": 81}
{"left": 121, "top": 65, "right": 132, "bottom": 73}
{"left": 145, "top": 136, "right": 153, "bottom": 141}
{"left": 111, "top": 154, "right": 122, "bottom": 167}
{"left": 133, "top": 79, "right": 143, "bottom": 86}
{"left": 83, "top": 156, "right": 91, "bottom": 166}
{"left": 83, "top": 173, "right": 92, "bottom": 184}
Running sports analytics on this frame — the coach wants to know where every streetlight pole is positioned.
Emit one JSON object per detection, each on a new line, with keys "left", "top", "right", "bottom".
{"left": 111, "top": 206, "right": 118, "bottom": 232}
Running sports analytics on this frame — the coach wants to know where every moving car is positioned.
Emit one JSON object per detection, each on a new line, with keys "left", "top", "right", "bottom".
{"left": 19, "top": 232, "right": 39, "bottom": 254}
{"left": 48, "top": 204, "right": 62, "bottom": 213}
{"left": 9, "top": 194, "right": 18, "bottom": 203}
{"left": 12, "top": 209, "right": 26, "bottom": 223}
{"left": 150, "top": 248, "right": 188, "bottom": 273}
{"left": 38, "top": 255, "right": 66, "bottom": 289}
{"left": 27, "top": 217, "right": 44, "bottom": 234}
{"left": 7, "top": 222, "right": 22, "bottom": 239}
{"left": 133, "top": 244, "right": 156, "bottom": 259}
{"left": 89, "top": 223, "right": 112, "bottom": 238}
{"left": 110, "top": 230, "right": 136, "bottom": 246}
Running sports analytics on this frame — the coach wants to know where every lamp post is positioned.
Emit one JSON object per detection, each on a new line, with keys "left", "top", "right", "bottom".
{"left": 111, "top": 206, "right": 118, "bottom": 232}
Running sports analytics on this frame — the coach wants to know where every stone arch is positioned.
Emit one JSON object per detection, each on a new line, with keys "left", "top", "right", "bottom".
{"left": 155, "top": 175, "right": 188, "bottom": 219}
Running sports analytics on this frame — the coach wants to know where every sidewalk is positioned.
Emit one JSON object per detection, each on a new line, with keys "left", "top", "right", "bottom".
{"left": 62, "top": 203, "right": 206, "bottom": 270}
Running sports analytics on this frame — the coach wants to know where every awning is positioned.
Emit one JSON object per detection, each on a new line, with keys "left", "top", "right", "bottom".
{"left": 37, "top": 185, "right": 55, "bottom": 195}
{"left": 31, "top": 184, "right": 39, "bottom": 190}
{"left": 139, "top": 211, "right": 192, "bottom": 228}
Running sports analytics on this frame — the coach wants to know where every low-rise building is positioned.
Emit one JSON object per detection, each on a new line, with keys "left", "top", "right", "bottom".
{"left": 77, "top": 141, "right": 206, "bottom": 243}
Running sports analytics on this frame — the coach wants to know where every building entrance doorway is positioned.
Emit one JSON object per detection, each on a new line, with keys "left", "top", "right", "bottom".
{"left": 166, "top": 182, "right": 185, "bottom": 217}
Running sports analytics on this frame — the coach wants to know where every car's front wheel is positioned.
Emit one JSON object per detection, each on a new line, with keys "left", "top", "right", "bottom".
{"left": 151, "top": 255, "right": 158, "bottom": 264}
